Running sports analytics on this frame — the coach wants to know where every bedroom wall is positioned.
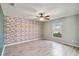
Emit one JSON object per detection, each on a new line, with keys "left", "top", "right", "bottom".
{"left": 4, "top": 16, "right": 43, "bottom": 45}
{"left": 62, "top": 14, "right": 79, "bottom": 47}
{"left": 43, "top": 14, "right": 79, "bottom": 47}
{"left": 4, "top": 14, "right": 79, "bottom": 47}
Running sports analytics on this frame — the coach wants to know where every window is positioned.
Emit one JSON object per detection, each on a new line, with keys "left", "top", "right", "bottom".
{"left": 53, "top": 22, "right": 62, "bottom": 38}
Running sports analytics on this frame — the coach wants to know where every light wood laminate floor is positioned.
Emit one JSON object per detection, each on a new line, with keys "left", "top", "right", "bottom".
{"left": 4, "top": 40, "right": 79, "bottom": 56}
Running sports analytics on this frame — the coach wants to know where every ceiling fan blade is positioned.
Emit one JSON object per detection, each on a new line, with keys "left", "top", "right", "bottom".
{"left": 44, "top": 17, "right": 50, "bottom": 20}
{"left": 45, "top": 15, "right": 50, "bottom": 17}
{"left": 36, "top": 16, "right": 42, "bottom": 18}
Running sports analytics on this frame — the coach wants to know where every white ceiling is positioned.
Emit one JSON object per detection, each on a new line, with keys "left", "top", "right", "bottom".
{"left": 1, "top": 3, "right": 79, "bottom": 21}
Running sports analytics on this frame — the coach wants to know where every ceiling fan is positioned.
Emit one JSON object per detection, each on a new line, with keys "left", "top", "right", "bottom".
{"left": 36, "top": 13, "right": 50, "bottom": 21}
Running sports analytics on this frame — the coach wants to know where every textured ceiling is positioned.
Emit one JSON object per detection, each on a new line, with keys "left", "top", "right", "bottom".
{"left": 1, "top": 3, "right": 79, "bottom": 21}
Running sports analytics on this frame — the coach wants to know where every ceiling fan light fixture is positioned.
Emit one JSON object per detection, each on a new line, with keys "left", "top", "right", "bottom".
{"left": 40, "top": 17, "right": 44, "bottom": 21}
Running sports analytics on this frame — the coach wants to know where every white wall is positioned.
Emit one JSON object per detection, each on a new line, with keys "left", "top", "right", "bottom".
{"left": 62, "top": 15, "right": 78, "bottom": 46}
{"left": 43, "top": 14, "right": 79, "bottom": 47}
{"left": 43, "top": 21, "right": 53, "bottom": 40}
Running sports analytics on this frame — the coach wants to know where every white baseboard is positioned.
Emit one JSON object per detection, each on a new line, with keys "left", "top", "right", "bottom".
{"left": 1, "top": 38, "right": 40, "bottom": 56}
{"left": 5, "top": 39, "right": 40, "bottom": 47}
{"left": 1, "top": 46, "right": 6, "bottom": 56}
{"left": 46, "top": 39, "right": 79, "bottom": 47}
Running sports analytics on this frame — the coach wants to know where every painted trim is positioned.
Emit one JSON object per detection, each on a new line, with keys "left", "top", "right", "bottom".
{"left": 1, "top": 45, "right": 5, "bottom": 56}
{"left": 46, "top": 39, "right": 79, "bottom": 47}
{"left": 5, "top": 39, "right": 40, "bottom": 47}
